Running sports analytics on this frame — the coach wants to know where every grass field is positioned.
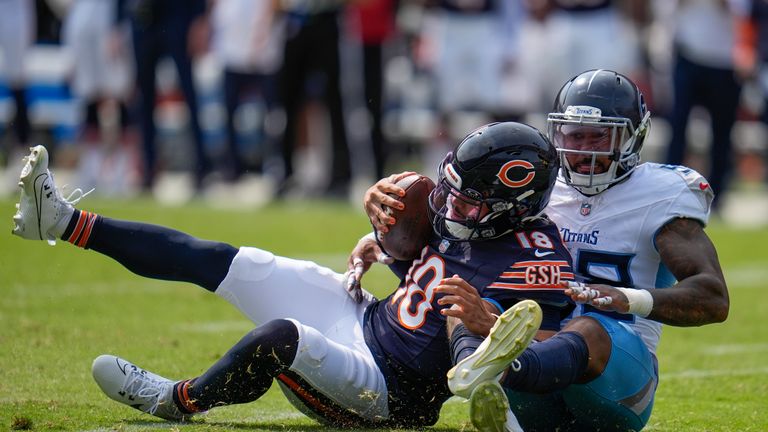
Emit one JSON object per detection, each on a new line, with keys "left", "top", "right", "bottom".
{"left": 1, "top": 197, "right": 767, "bottom": 431}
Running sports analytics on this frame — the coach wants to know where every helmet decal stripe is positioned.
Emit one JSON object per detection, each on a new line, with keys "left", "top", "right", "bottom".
{"left": 497, "top": 160, "right": 535, "bottom": 188}
{"left": 586, "top": 69, "right": 604, "bottom": 90}
{"left": 444, "top": 163, "right": 462, "bottom": 189}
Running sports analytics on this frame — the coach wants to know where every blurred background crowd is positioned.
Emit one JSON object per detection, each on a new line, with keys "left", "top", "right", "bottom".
{"left": 0, "top": 0, "right": 767, "bottom": 222}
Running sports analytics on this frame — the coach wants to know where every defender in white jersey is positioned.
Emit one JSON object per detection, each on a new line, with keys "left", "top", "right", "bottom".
{"left": 550, "top": 162, "right": 712, "bottom": 354}
{"left": 413, "top": 70, "right": 728, "bottom": 431}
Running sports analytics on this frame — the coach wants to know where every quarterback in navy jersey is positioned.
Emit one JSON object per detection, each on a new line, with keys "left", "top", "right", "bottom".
{"left": 11, "top": 122, "right": 573, "bottom": 428}
{"left": 356, "top": 122, "right": 575, "bottom": 423}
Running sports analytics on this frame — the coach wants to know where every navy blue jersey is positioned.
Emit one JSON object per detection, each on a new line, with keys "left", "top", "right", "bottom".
{"left": 362, "top": 218, "right": 574, "bottom": 426}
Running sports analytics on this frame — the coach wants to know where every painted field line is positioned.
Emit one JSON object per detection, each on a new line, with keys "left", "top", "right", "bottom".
{"left": 722, "top": 263, "right": 768, "bottom": 288}
{"left": 699, "top": 343, "right": 768, "bottom": 356}
{"left": 173, "top": 320, "right": 254, "bottom": 333}
{"left": 662, "top": 367, "right": 768, "bottom": 380}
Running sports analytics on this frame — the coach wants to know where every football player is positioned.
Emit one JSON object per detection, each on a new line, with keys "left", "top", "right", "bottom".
{"left": 0, "top": 0, "right": 33, "bottom": 162}
{"left": 364, "top": 70, "right": 730, "bottom": 431}
{"left": 11, "top": 122, "right": 575, "bottom": 427}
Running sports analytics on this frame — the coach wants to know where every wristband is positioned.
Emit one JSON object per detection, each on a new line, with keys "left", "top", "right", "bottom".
{"left": 482, "top": 298, "right": 504, "bottom": 314}
{"left": 616, "top": 287, "right": 653, "bottom": 317}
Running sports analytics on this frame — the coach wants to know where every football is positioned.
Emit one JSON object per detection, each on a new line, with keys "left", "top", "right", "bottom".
{"left": 378, "top": 174, "right": 436, "bottom": 261}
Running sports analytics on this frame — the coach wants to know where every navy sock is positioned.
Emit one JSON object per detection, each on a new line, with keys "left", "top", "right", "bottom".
{"left": 64, "top": 210, "right": 238, "bottom": 292}
{"left": 176, "top": 319, "right": 299, "bottom": 411}
{"left": 449, "top": 322, "right": 483, "bottom": 365}
{"left": 502, "top": 331, "right": 589, "bottom": 393}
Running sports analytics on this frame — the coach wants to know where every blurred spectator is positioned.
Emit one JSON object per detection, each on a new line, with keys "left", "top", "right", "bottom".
{"left": 63, "top": 0, "right": 135, "bottom": 194}
{"left": 36, "top": 0, "right": 63, "bottom": 43}
{"left": 735, "top": 1, "right": 768, "bottom": 126}
{"left": 420, "top": 0, "right": 517, "bottom": 172}
{"left": 210, "top": 0, "right": 284, "bottom": 182}
{"left": 346, "top": 0, "right": 397, "bottom": 179}
{"left": 0, "top": 0, "right": 35, "bottom": 164}
{"left": 117, "top": 0, "right": 210, "bottom": 191}
{"left": 665, "top": 0, "right": 742, "bottom": 211}
{"left": 277, "top": 0, "right": 351, "bottom": 198}
{"left": 523, "top": 0, "right": 647, "bottom": 111}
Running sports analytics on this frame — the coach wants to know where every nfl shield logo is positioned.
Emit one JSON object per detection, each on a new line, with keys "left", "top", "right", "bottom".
{"left": 580, "top": 202, "right": 592, "bottom": 216}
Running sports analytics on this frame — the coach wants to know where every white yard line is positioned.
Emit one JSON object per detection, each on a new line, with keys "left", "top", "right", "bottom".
{"left": 722, "top": 264, "right": 768, "bottom": 288}
{"left": 662, "top": 367, "right": 768, "bottom": 380}
{"left": 699, "top": 343, "right": 768, "bottom": 356}
{"left": 173, "top": 320, "right": 254, "bottom": 333}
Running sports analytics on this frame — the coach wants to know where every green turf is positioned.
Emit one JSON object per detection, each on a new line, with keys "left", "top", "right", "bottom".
{"left": 1, "top": 197, "right": 766, "bottom": 431}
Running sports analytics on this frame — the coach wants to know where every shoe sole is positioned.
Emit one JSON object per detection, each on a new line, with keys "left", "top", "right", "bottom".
{"left": 13, "top": 146, "right": 49, "bottom": 240}
{"left": 447, "top": 300, "right": 542, "bottom": 397}
{"left": 470, "top": 381, "right": 510, "bottom": 432}
{"left": 19, "top": 145, "right": 46, "bottom": 186}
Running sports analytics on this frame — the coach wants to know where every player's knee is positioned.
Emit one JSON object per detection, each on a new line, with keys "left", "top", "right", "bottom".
{"left": 253, "top": 318, "right": 298, "bottom": 339}
{"left": 564, "top": 316, "right": 612, "bottom": 381}
{"left": 227, "top": 247, "right": 277, "bottom": 282}
{"left": 254, "top": 318, "right": 299, "bottom": 339}
{"left": 246, "top": 319, "right": 300, "bottom": 364}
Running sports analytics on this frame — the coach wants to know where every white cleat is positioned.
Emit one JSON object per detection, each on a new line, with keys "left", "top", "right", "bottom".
{"left": 92, "top": 355, "right": 190, "bottom": 421}
{"left": 447, "top": 299, "right": 541, "bottom": 399}
{"left": 11, "top": 145, "right": 89, "bottom": 245}
{"left": 469, "top": 381, "right": 524, "bottom": 432}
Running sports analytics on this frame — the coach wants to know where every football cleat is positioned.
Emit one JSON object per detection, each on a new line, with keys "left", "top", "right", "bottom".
{"left": 447, "top": 299, "right": 541, "bottom": 399}
{"left": 92, "top": 355, "right": 191, "bottom": 421}
{"left": 11, "top": 145, "right": 90, "bottom": 245}
{"left": 469, "top": 381, "right": 524, "bottom": 432}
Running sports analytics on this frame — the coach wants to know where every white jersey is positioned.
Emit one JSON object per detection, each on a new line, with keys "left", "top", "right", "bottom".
{"left": 63, "top": 0, "right": 132, "bottom": 99}
{"left": 547, "top": 163, "right": 714, "bottom": 355}
{"left": 211, "top": 0, "right": 285, "bottom": 74}
{"left": 0, "top": 0, "right": 35, "bottom": 83}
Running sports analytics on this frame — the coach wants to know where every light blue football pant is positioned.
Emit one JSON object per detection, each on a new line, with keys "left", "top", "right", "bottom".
{"left": 504, "top": 313, "right": 658, "bottom": 432}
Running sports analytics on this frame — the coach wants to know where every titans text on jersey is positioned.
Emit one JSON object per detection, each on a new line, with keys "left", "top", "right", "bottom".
{"left": 559, "top": 228, "right": 600, "bottom": 245}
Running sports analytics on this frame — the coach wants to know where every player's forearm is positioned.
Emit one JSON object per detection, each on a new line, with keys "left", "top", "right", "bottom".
{"left": 654, "top": 218, "right": 729, "bottom": 326}
{"left": 648, "top": 274, "right": 729, "bottom": 326}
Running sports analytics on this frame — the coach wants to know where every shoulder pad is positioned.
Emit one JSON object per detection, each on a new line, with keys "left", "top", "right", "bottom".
{"left": 657, "top": 164, "right": 714, "bottom": 201}
{"left": 655, "top": 164, "right": 714, "bottom": 216}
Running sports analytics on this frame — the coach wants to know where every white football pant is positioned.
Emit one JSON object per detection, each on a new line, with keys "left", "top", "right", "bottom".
{"left": 215, "top": 247, "right": 389, "bottom": 421}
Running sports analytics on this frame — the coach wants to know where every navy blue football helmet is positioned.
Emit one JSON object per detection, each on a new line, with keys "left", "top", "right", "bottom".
{"left": 547, "top": 69, "right": 651, "bottom": 195}
{"left": 429, "top": 122, "right": 559, "bottom": 241}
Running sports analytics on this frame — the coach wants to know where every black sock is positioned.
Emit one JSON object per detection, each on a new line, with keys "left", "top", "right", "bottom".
{"left": 63, "top": 210, "right": 238, "bottom": 291}
{"left": 176, "top": 319, "right": 299, "bottom": 411}
{"left": 502, "top": 331, "right": 589, "bottom": 393}
{"left": 449, "top": 322, "right": 483, "bottom": 365}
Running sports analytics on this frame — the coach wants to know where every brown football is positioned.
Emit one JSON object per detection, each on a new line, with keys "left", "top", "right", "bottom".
{"left": 378, "top": 174, "right": 436, "bottom": 260}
